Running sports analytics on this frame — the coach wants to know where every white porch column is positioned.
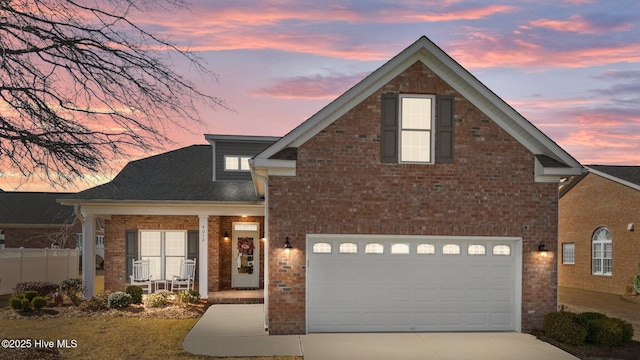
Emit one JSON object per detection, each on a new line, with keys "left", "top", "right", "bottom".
{"left": 198, "top": 215, "right": 209, "bottom": 299}
{"left": 82, "top": 213, "right": 96, "bottom": 298}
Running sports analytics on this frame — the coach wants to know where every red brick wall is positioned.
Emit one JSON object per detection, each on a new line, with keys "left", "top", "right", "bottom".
{"left": 559, "top": 174, "right": 640, "bottom": 294}
{"left": 104, "top": 215, "right": 218, "bottom": 292}
{"left": 103, "top": 215, "right": 264, "bottom": 293}
{"left": 267, "top": 61, "right": 559, "bottom": 334}
{"left": 3, "top": 220, "right": 81, "bottom": 249}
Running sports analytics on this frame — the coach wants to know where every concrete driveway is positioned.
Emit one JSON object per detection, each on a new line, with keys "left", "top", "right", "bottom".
{"left": 183, "top": 304, "right": 578, "bottom": 359}
{"left": 559, "top": 286, "right": 640, "bottom": 341}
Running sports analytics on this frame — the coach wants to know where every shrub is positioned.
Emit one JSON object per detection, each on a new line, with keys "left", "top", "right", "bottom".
{"left": 23, "top": 290, "right": 39, "bottom": 302}
{"left": 31, "top": 296, "right": 48, "bottom": 310}
{"left": 126, "top": 285, "right": 143, "bottom": 304}
{"left": 589, "top": 317, "right": 634, "bottom": 347}
{"left": 107, "top": 291, "right": 132, "bottom": 309}
{"left": 80, "top": 293, "right": 110, "bottom": 312}
{"left": 143, "top": 292, "right": 168, "bottom": 308}
{"left": 9, "top": 294, "right": 29, "bottom": 312}
{"left": 578, "top": 312, "right": 608, "bottom": 343}
{"left": 176, "top": 290, "right": 201, "bottom": 305}
{"left": 544, "top": 311, "right": 588, "bottom": 346}
{"left": 13, "top": 281, "right": 59, "bottom": 297}
{"left": 60, "top": 278, "right": 85, "bottom": 306}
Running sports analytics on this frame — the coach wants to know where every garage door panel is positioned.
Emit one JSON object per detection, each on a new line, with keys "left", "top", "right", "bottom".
{"left": 307, "top": 236, "right": 521, "bottom": 333}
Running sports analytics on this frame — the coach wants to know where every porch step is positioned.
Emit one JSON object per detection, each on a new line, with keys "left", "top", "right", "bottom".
{"left": 208, "top": 289, "right": 264, "bottom": 304}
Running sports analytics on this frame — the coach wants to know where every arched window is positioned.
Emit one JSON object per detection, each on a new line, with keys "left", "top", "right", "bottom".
{"left": 339, "top": 242, "right": 358, "bottom": 254}
{"left": 417, "top": 243, "right": 435, "bottom": 255}
{"left": 468, "top": 244, "right": 486, "bottom": 255}
{"left": 592, "top": 227, "right": 612, "bottom": 276}
{"left": 365, "top": 243, "right": 384, "bottom": 254}
{"left": 391, "top": 243, "right": 410, "bottom": 254}
{"left": 443, "top": 244, "right": 460, "bottom": 255}
{"left": 312, "top": 243, "right": 331, "bottom": 254}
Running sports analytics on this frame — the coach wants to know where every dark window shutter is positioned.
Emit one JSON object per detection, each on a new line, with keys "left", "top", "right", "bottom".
{"left": 381, "top": 93, "right": 399, "bottom": 163}
{"left": 187, "top": 230, "right": 199, "bottom": 282}
{"left": 125, "top": 230, "right": 137, "bottom": 282}
{"left": 436, "top": 95, "right": 454, "bottom": 163}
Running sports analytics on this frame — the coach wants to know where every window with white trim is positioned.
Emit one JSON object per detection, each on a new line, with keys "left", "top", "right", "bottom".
{"left": 400, "top": 95, "right": 435, "bottom": 163}
{"left": 592, "top": 227, "right": 612, "bottom": 275}
{"left": 139, "top": 230, "right": 187, "bottom": 280}
{"left": 224, "top": 155, "right": 251, "bottom": 171}
{"left": 562, "top": 243, "right": 575, "bottom": 264}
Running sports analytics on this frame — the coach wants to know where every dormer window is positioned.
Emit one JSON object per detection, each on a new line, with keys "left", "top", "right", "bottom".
{"left": 225, "top": 155, "right": 251, "bottom": 171}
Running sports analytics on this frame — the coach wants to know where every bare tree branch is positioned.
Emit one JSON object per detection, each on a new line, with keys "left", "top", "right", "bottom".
{"left": 0, "top": 0, "right": 226, "bottom": 187}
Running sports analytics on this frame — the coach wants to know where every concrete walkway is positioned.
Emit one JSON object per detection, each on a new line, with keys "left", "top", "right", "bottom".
{"left": 184, "top": 304, "right": 578, "bottom": 359}
{"left": 559, "top": 286, "right": 640, "bottom": 341}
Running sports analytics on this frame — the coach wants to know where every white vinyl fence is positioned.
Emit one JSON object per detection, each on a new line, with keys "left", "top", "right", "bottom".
{"left": 0, "top": 248, "right": 80, "bottom": 295}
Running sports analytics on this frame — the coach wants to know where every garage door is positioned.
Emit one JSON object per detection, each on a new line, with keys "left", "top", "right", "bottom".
{"left": 306, "top": 235, "right": 522, "bottom": 333}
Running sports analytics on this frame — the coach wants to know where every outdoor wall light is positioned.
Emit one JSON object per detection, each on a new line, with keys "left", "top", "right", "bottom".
{"left": 223, "top": 231, "right": 229, "bottom": 241}
{"left": 284, "top": 237, "right": 293, "bottom": 249}
{"left": 538, "top": 241, "right": 548, "bottom": 257}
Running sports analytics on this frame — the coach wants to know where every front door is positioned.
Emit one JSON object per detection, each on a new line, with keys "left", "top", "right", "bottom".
{"left": 231, "top": 222, "right": 260, "bottom": 288}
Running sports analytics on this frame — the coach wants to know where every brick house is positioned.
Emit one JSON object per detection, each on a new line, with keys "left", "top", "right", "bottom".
{"left": 559, "top": 165, "right": 640, "bottom": 295}
{"left": 62, "top": 36, "right": 582, "bottom": 335}
{"left": 0, "top": 191, "right": 81, "bottom": 249}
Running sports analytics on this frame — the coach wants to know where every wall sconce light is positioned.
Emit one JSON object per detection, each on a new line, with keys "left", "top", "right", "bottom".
{"left": 284, "top": 237, "right": 293, "bottom": 249}
{"left": 538, "top": 241, "right": 548, "bottom": 257}
{"left": 223, "top": 231, "right": 229, "bottom": 241}
{"left": 628, "top": 223, "right": 634, "bottom": 231}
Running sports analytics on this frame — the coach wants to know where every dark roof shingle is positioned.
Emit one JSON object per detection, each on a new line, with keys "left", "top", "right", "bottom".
{"left": 64, "top": 145, "right": 261, "bottom": 202}
{"left": 0, "top": 192, "right": 76, "bottom": 225}
{"left": 588, "top": 165, "right": 640, "bottom": 188}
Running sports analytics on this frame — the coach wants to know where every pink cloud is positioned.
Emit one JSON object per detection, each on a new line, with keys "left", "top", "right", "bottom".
{"left": 412, "top": 5, "right": 516, "bottom": 21}
{"left": 250, "top": 73, "right": 368, "bottom": 99}
{"left": 528, "top": 14, "right": 634, "bottom": 34}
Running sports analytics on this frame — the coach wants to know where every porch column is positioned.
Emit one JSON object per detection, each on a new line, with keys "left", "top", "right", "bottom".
{"left": 198, "top": 215, "right": 208, "bottom": 299}
{"left": 82, "top": 213, "right": 96, "bottom": 298}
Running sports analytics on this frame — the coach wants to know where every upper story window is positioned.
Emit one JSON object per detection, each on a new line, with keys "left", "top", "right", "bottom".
{"left": 592, "top": 227, "right": 612, "bottom": 276}
{"left": 399, "top": 95, "right": 434, "bottom": 163}
{"left": 225, "top": 155, "right": 251, "bottom": 171}
{"left": 381, "top": 93, "right": 454, "bottom": 164}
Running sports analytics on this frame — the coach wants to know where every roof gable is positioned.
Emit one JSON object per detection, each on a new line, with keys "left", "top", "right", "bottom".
{"left": 586, "top": 165, "right": 640, "bottom": 191}
{"left": 254, "top": 36, "right": 581, "bottom": 175}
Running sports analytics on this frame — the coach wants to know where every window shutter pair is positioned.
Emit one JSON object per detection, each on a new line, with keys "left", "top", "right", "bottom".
{"left": 124, "top": 229, "right": 199, "bottom": 281}
{"left": 380, "top": 94, "right": 454, "bottom": 163}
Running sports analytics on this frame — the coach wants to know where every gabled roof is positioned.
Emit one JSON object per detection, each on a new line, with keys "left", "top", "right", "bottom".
{"left": 62, "top": 145, "right": 261, "bottom": 203}
{"left": 586, "top": 165, "right": 640, "bottom": 191}
{"left": 0, "top": 192, "right": 76, "bottom": 226}
{"left": 251, "top": 36, "right": 582, "bottom": 189}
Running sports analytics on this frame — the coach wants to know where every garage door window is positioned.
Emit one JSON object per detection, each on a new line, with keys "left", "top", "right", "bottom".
{"left": 468, "top": 244, "right": 486, "bottom": 255}
{"left": 493, "top": 245, "right": 511, "bottom": 256}
{"left": 417, "top": 243, "right": 435, "bottom": 254}
{"left": 365, "top": 243, "right": 384, "bottom": 254}
{"left": 339, "top": 243, "right": 358, "bottom": 253}
{"left": 312, "top": 243, "right": 332, "bottom": 254}
{"left": 443, "top": 244, "right": 460, "bottom": 255}
{"left": 391, "top": 243, "right": 410, "bottom": 254}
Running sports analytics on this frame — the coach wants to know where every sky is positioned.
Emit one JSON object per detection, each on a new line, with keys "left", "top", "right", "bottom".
{"left": 5, "top": 0, "right": 640, "bottom": 191}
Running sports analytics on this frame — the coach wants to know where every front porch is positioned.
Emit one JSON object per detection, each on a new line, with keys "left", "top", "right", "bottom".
{"left": 208, "top": 289, "right": 264, "bottom": 304}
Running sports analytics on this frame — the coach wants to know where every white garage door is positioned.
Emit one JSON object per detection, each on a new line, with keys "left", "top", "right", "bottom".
{"left": 306, "top": 235, "right": 522, "bottom": 333}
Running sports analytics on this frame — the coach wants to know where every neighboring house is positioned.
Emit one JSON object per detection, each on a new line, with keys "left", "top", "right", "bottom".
{"left": 559, "top": 165, "right": 640, "bottom": 295}
{"left": 0, "top": 191, "right": 80, "bottom": 249}
{"left": 61, "top": 36, "right": 583, "bottom": 335}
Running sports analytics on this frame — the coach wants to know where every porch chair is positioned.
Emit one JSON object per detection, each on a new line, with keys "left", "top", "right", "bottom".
{"left": 171, "top": 258, "right": 196, "bottom": 292}
{"left": 130, "top": 259, "right": 152, "bottom": 294}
